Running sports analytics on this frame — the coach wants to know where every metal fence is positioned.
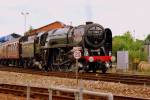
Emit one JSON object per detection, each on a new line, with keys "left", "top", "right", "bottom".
{"left": 26, "top": 85, "right": 113, "bottom": 100}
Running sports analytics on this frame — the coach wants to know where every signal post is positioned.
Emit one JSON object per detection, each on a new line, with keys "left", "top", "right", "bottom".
{"left": 73, "top": 47, "right": 82, "bottom": 87}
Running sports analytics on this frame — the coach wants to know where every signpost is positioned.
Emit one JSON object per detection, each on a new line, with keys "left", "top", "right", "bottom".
{"left": 73, "top": 47, "right": 81, "bottom": 88}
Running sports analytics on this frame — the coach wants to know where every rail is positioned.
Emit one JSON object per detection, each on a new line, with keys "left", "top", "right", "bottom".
{"left": 0, "top": 66, "right": 150, "bottom": 85}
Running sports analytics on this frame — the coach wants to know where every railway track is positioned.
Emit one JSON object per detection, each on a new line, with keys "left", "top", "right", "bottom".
{"left": 0, "top": 65, "right": 150, "bottom": 86}
{"left": 0, "top": 84, "right": 74, "bottom": 100}
{"left": 0, "top": 83, "right": 149, "bottom": 100}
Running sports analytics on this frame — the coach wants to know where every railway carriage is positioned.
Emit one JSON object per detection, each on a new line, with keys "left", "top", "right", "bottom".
{"left": 7, "top": 38, "right": 20, "bottom": 59}
{"left": 0, "top": 38, "right": 20, "bottom": 65}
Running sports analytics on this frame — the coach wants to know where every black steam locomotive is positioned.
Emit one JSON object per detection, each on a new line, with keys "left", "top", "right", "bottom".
{"left": 0, "top": 22, "right": 112, "bottom": 73}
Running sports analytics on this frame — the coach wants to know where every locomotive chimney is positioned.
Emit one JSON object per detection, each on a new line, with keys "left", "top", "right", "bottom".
{"left": 86, "top": 22, "right": 93, "bottom": 25}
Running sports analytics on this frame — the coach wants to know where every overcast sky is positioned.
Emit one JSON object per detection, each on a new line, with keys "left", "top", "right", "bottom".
{"left": 0, "top": 0, "right": 150, "bottom": 39}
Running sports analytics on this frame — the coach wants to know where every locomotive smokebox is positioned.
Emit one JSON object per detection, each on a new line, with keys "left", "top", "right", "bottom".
{"left": 84, "top": 23, "right": 106, "bottom": 48}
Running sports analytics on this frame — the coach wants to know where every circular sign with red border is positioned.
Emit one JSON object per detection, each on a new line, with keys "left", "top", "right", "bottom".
{"left": 73, "top": 50, "right": 81, "bottom": 59}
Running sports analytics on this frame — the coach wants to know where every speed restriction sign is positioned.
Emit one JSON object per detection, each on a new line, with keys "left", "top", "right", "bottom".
{"left": 73, "top": 50, "right": 81, "bottom": 59}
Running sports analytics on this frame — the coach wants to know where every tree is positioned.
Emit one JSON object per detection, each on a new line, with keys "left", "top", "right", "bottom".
{"left": 112, "top": 31, "right": 134, "bottom": 54}
{"left": 145, "top": 34, "right": 150, "bottom": 41}
{"left": 24, "top": 26, "right": 34, "bottom": 35}
{"left": 113, "top": 31, "right": 146, "bottom": 68}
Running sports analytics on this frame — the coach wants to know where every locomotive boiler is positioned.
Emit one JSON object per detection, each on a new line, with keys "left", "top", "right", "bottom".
{"left": 36, "top": 22, "right": 112, "bottom": 73}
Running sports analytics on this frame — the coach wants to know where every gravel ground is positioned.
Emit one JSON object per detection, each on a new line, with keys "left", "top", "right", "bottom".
{"left": 0, "top": 71, "right": 149, "bottom": 99}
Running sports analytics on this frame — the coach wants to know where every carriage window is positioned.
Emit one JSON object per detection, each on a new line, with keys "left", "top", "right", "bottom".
{"left": 10, "top": 45, "right": 13, "bottom": 52}
{"left": 14, "top": 43, "right": 17, "bottom": 51}
{"left": 12, "top": 44, "right": 15, "bottom": 52}
{"left": 12, "top": 44, "right": 14, "bottom": 52}
{"left": 8, "top": 45, "right": 10, "bottom": 52}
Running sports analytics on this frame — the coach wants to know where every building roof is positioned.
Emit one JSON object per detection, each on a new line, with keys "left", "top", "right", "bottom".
{"left": 25, "top": 21, "right": 66, "bottom": 36}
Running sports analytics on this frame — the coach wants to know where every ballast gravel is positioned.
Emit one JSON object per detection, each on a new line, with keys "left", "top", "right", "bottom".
{"left": 0, "top": 71, "right": 149, "bottom": 98}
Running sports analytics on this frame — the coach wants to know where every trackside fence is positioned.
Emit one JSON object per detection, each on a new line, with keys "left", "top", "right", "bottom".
{"left": 26, "top": 85, "right": 113, "bottom": 100}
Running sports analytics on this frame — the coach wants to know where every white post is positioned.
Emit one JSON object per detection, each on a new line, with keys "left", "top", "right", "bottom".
{"left": 48, "top": 88, "right": 53, "bottom": 100}
{"left": 79, "top": 87, "right": 83, "bottom": 100}
{"left": 26, "top": 85, "right": 30, "bottom": 100}
{"left": 108, "top": 93, "right": 113, "bottom": 100}
{"left": 76, "top": 59, "right": 79, "bottom": 87}
{"left": 79, "top": 79, "right": 83, "bottom": 100}
{"left": 74, "top": 92, "right": 79, "bottom": 100}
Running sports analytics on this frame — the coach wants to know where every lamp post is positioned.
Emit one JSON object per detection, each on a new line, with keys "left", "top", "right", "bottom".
{"left": 21, "top": 12, "right": 29, "bottom": 34}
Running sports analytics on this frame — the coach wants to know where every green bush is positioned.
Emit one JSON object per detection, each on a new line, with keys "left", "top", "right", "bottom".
{"left": 113, "top": 31, "right": 147, "bottom": 68}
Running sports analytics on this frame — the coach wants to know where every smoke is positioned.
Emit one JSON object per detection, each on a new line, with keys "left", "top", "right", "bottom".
{"left": 85, "top": 0, "right": 92, "bottom": 21}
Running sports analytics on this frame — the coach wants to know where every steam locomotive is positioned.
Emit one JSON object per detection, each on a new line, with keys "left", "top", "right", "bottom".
{"left": 0, "top": 22, "right": 112, "bottom": 73}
